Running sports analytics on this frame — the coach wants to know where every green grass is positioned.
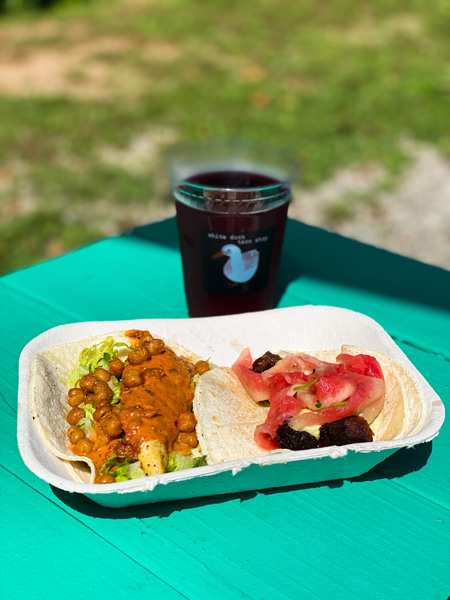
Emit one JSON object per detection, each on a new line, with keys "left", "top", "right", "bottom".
{"left": 1, "top": 0, "right": 450, "bottom": 274}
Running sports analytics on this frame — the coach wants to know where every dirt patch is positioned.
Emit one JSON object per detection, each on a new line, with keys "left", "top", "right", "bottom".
{"left": 98, "top": 126, "right": 179, "bottom": 174}
{"left": 289, "top": 139, "right": 450, "bottom": 269}
{"left": 325, "top": 13, "right": 424, "bottom": 47}
{"left": 0, "top": 18, "right": 180, "bottom": 99}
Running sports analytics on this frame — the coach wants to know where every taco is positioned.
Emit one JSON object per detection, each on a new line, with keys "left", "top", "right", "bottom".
{"left": 193, "top": 345, "right": 425, "bottom": 464}
{"left": 30, "top": 330, "right": 210, "bottom": 484}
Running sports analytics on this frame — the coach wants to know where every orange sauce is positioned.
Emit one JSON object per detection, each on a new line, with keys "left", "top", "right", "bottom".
{"left": 119, "top": 351, "right": 194, "bottom": 452}
{"left": 70, "top": 331, "right": 199, "bottom": 476}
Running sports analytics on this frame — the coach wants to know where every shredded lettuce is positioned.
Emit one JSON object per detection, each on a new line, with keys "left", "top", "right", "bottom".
{"left": 100, "top": 452, "right": 207, "bottom": 481}
{"left": 101, "top": 456, "right": 146, "bottom": 482}
{"left": 77, "top": 417, "right": 88, "bottom": 431}
{"left": 190, "top": 372, "right": 200, "bottom": 394}
{"left": 76, "top": 402, "right": 94, "bottom": 424}
{"left": 76, "top": 402, "right": 96, "bottom": 438}
{"left": 166, "top": 452, "right": 207, "bottom": 472}
{"left": 70, "top": 336, "right": 129, "bottom": 387}
{"left": 83, "top": 402, "right": 95, "bottom": 420}
{"left": 108, "top": 377, "right": 122, "bottom": 405}
{"left": 77, "top": 417, "right": 95, "bottom": 439}
{"left": 189, "top": 360, "right": 216, "bottom": 393}
{"left": 79, "top": 336, "right": 128, "bottom": 370}
{"left": 69, "top": 365, "right": 89, "bottom": 389}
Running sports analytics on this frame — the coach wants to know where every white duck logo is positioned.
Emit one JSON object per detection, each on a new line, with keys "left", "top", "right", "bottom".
{"left": 217, "top": 243, "right": 260, "bottom": 284}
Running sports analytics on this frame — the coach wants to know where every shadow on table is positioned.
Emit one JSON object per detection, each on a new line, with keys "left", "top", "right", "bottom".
{"left": 129, "top": 217, "right": 449, "bottom": 313}
{"left": 51, "top": 441, "right": 432, "bottom": 520}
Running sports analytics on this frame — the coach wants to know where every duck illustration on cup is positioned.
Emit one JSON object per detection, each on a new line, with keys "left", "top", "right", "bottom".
{"left": 212, "top": 243, "right": 260, "bottom": 284}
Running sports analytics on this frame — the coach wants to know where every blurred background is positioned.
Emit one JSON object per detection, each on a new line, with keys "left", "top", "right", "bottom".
{"left": 1, "top": 0, "right": 449, "bottom": 275}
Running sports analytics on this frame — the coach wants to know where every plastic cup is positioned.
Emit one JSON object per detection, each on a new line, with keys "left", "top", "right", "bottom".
{"left": 170, "top": 139, "right": 294, "bottom": 317}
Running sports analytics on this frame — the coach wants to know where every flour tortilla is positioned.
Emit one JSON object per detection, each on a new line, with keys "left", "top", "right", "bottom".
{"left": 193, "top": 345, "right": 426, "bottom": 464}
{"left": 29, "top": 332, "right": 203, "bottom": 484}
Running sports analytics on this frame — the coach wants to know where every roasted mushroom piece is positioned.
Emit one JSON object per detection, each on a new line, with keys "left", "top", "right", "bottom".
{"left": 276, "top": 415, "right": 373, "bottom": 451}
{"left": 252, "top": 351, "right": 282, "bottom": 373}
{"left": 276, "top": 423, "right": 318, "bottom": 450}
{"left": 318, "top": 416, "right": 373, "bottom": 447}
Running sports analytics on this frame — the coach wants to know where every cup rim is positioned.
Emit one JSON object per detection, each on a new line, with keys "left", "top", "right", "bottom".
{"left": 168, "top": 137, "right": 298, "bottom": 191}
{"left": 177, "top": 177, "right": 291, "bottom": 193}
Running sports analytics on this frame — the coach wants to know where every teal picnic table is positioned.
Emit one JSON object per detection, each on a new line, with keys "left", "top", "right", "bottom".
{"left": 2, "top": 217, "right": 450, "bottom": 600}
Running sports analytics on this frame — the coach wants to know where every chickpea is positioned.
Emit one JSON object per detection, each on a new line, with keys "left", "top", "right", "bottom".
{"left": 178, "top": 412, "right": 197, "bottom": 433}
{"left": 94, "top": 474, "right": 116, "bottom": 484}
{"left": 67, "top": 406, "right": 86, "bottom": 426}
{"left": 144, "top": 338, "right": 165, "bottom": 356}
{"left": 67, "top": 426, "right": 85, "bottom": 444}
{"left": 194, "top": 360, "right": 210, "bottom": 376}
{"left": 172, "top": 441, "right": 185, "bottom": 453}
{"left": 93, "top": 379, "right": 113, "bottom": 402}
{"left": 125, "top": 329, "right": 151, "bottom": 340}
{"left": 93, "top": 398, "right": 112, "bottom": 410}
{"left": 100, "top": 414, "right": 123, "bottom": 439}
{"left": 67, "top": 388, "right": 85, "bottom": 407}
{"left": 176, "top": 432, "right": 198, "bottom": 448}
{"left": 141, "top": 331, "right": 154, "bottom": 343}
{"left": 108, "top": 358, "right": 124, "bottom": 377}
{"left": 93, "top": 404, "right": 112, "bottom": 422}
{"left": 78, "top": 373, "right": 98, "bottom": 393}
{"left": 122, "top": 367, "right": 143, "bottom": 388}
{"left": 93, "top": 367, "right": 110, "bottom": 382}
{"left": 128, "top": 345, "right": 150, "bottom": 366}
{"left": 73, "top": 438, "right": 93, "bottom": 455}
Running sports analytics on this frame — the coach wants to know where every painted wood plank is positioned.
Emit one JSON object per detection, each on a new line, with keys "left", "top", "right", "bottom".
{"left": 1, "top": 470, "right": 191, "bottom": 600}
{"left": 2, "top": 226, "right": 188, "bottom": 321}
{"left": 3, "top": 217, "right": 450, "bottom": 600}
{"left": 372, "top": 345, "right": 450, "bottom": 509}
{"left": 3, "top": 458, "right": 449, "bottom": 600}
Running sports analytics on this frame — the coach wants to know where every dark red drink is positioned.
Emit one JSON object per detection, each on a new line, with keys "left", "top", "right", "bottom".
{"left": 174, "top": 170, "right": 291, "bottom": 317}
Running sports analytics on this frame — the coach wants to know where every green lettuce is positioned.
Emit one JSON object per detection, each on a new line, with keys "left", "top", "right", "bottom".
{"left": 101, "top": 456, "right": 146, "bottom": 482}
{"left": 83, "top": 402, "right": 95, "bottom": 420}
{"left": 76, "top": 402, "right": 95, "bottom": 433}
{"left": 189, "top": 359, "right": 215, "bottom": 394}
{"left": 69, "top": 336, "right": 129, "bottom": 387}
{"left": 166, "top": 452, "right": 208, "bottom": 472}
{"left": 190, "top": 373, "right": 200, "bottom": 394}
{"left": 108, "top": 376, "right": 122, "bottom": 405}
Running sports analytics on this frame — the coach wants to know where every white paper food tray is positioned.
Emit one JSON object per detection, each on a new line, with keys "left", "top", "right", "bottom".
{"left": 17, "top": 305, "right": 445, "bottom": 508}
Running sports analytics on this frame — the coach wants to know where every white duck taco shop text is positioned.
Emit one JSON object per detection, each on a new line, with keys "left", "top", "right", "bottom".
{"left": 201, "top": 227, "right": 274, "bottom": 294}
